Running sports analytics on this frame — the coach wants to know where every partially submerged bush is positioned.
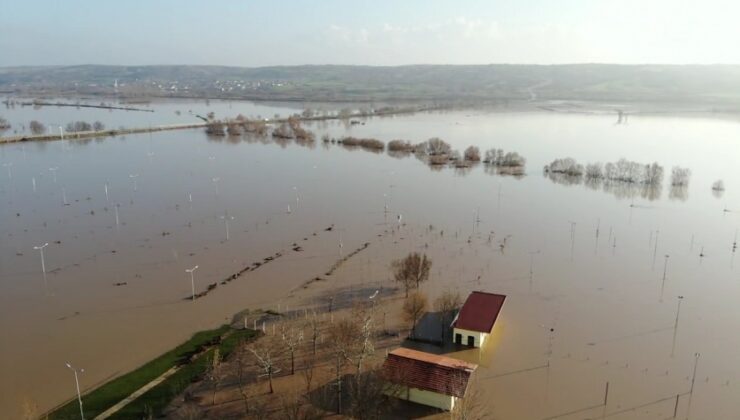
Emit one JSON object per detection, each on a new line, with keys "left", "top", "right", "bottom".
{"left": 29, "top": 120, "right": 45, "bottom": 135}
{"left": 484, "top": 148, "right": 526, "bottom": 167}
{"left": 205, "top": 120, "right": 226, "bottom": 136}
{"left": 338, "top": 137, "right": 385, "bottom": 151}
{"left": 428, "top": 155, "right": 448, "bottom": 165}
{"left": 226, "top": 120, "right": 242, "bottom": 136}
{"left": 464, "top": 146, "right": 481, "bottom": 162}
{"left": 426, "top": 137, "right": 451, "bottom": 156}
{"left": 712, "top": 179, "right": 725, "bottom": 191}
{"left": 544, "top": 158, "right": 584, "bottom": 176}
{"left": 388, "top": 140, "right": 414, "bottom": 152}
{"left": 272, "top": 122, "right": 293, "bottom": 139}
{"left": 65, "top": 121, "right": 93, "bottom": 132}
{"left": 671, "top": 166, "right": 692, "bottom": 186}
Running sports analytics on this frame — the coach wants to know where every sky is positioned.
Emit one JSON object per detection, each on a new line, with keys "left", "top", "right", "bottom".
{"left": 1, "top": 0, "right": 739, "bottom": 67}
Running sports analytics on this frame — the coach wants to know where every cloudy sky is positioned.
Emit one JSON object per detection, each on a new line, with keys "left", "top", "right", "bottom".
{"left": 1, "top": 0, "right": 738, "bottom": 66}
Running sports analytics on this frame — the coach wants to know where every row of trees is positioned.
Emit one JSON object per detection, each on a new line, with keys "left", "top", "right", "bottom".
{"left": 65, "top": 120, "right": 105, "bottom": 133}
{"left": 235, "top": 303, "right": 393, "bottom": 418}
{"left": 545, "top": 157, "right": 692, "bottom": 188}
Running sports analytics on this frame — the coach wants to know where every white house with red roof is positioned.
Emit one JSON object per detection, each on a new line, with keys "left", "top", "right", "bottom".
{"left": 451, "top": 291, "right": 506, "bottom": 348}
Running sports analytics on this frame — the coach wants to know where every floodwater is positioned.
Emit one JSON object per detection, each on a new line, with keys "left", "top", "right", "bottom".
{"left": 2, "top": 102, "right": 740, "bottom": 419}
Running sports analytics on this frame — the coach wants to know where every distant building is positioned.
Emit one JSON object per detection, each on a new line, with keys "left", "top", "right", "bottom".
{"left": 451, "top": 291, "right": 506, "bottom": 347}
{"left": 382, "top": 347, "right": 477, "bottom": 411}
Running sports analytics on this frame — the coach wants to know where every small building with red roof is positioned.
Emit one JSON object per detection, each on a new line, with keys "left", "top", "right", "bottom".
{"left": 451, "top": 291, "right": 506, "bottom": 347}
{"left": 382, "top": 347, "right": 478, "bottom": 411}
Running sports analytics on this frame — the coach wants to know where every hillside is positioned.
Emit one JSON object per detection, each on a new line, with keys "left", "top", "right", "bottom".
{"left": 2, "top": 64, "right": 740, "bottom": 104}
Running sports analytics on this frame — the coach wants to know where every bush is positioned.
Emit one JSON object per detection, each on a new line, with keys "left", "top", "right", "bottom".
{"left": 272, "top": 122, "right": 293, "bottom": 139}
{"left": 205, "top": 120, "right": 225, "bottom": 136}
{"left": 388, "top": 140, "right": 414, "bottom": 152}
{"left": 426, "top": 137, "right": 451, "bottom": 156}
{"left": 671, "top": 166, "right": 691, "bottom": 186}
{"left": 29, "top": 120, "right": 45, "bottom": 135}
{"left": 464, "top": 146, "right": 481, "bottom": 161}
{"left": 66, "top": 121, "right": 93, "bottom": 132}
{"left": 545, "top": 158, "right": 583, "bottom": 176}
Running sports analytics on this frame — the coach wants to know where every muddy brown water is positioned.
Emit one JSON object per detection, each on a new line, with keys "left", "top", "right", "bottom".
{"left": 1, "top": 106, "right": 740, "bottom": 419}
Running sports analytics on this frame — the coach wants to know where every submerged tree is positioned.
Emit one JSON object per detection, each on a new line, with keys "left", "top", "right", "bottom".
{"left": 434, "top": 289, "right": 462, "bottom": 342}
{"left": 464, "top": 146, "right": 481, "bottom": 162}
{"left": 392, "top": 252, "right": 432, "bottom": 297}
{"left": 671, "top": 166, "right": 692, "bottom": 186}
{"left": 29, "top": 120, "right": 45, "bottom": 135}
{"left": 426, "top": 137, "right": 451, "bottom": 156}
{"left": 403, "top": 291, "right": 428, "bottom": 339}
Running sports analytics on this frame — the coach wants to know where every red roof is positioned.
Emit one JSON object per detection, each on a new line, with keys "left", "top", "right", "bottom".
{"left": 382, "top": 348, "right": 477, "bottom": 398}
{"left": 453, "top": 291, "right": 506, "bottom": 333}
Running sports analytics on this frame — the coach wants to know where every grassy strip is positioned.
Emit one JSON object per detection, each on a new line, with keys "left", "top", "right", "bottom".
{"left": 108, "top": 328, "right": 258, "bottom": 419}
{"left": 48, "top": 325, "right": 231, "bottom": 419}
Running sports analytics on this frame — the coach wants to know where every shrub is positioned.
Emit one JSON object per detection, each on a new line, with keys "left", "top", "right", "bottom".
{"left": 205, "top": 120, "right": 225, "bottom": 136}
{"left": 29, "top": 120, "right": 45, "bottom": 135}
{"left": 388, "top": 140, "right": 414, "bottom": 152}
{"left": 671, "top": 166, "right": 692, "bottom": 186}
{"left": 426, "top": 137, "right": 451, "bottom": 156}
{"left": 65, "top": 121, "right": 93, "bottom": 132}
{"left": 464, "top": 146, "right": 481, "bottom": 161}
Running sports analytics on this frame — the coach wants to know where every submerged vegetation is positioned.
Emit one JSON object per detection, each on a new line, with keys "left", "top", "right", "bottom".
{"left": 543, "top": 157, "right": 694, "bottom": 201}
{"left": 64, "top": 120, "right": 105, "bottom": 133}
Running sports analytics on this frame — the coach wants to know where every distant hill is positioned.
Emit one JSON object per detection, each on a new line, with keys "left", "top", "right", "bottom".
{"left": 2, "top": 64, "right": 740, "bottom": 104}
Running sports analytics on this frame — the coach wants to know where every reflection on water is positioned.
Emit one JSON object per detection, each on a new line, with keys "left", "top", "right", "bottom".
{"left": 546, "top": 170, "right": 666, "bottom": 201}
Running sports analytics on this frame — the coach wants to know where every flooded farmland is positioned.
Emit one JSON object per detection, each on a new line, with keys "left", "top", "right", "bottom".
{"left": 2, "top": 100, "right": 740, "bottom": 419}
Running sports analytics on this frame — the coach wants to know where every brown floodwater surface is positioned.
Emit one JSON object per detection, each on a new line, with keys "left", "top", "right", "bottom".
{"left": 1, "top": 106, "right": 740, "bottom": 419}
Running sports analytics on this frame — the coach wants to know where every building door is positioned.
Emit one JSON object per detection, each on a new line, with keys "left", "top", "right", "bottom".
{"left": 455, "top": 333, "right": 462, "bottom": 344}
{"left": 467, "top": 336, "right": 475, "bottom": 347}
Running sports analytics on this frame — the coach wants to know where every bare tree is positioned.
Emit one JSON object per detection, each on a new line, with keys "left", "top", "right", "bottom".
{"left": 248, "top": 335, "right": 282, "bottom": 394}
{"left": 346, "top": 367, "right": 400, "bottom": 420}
{"left": 279, "top": 391, "right": 322, "bottom": 420}
{"left": 671, "top": 166, "right": 692, "bottom": 186}
{"left": 280, "top": 321, "right": 304, "bottom": 375}
{"left": 451, "top": 378, "right": 485, "bottom": 420}
{"left": 235, "top": 346, "right": 254, "bottom": 414}
{"left": 352, "top": 303, "right": 375, "bottom": 375}
{"left": 327, "top": 317, "right": 361, "bottom": 413}
{"left": 206, "top": 348, "right": 222, "bottom": 405}
{"left": 426, "top": 137, "right": 451, "bottom": 156}
{"left": 93, "top": 121, "right": 105, "bottom": 131}
{"left": 306, "top": 312, "right": 322, "bottom": 356}
{"left": 302, "top": 354, "right": 317, "bottom": 393}
{"left": 392, "top": 252, "right": 432, "bottom": 297}
{"left": 403, "top": 291, "right": 428, "bottom": 339}
{"left": 464, "top": 146, "right": 481, "bottom": 162}
{"left": 434, "top": 289, "right": 462, "bottom": 342}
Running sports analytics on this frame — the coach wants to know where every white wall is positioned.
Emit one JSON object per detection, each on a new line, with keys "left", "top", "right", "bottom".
{"left": 452, "top": 327, "right": 489, "bottom": 347}
{"left": 406, "top": 386, "right": 456, "bottom": 411}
